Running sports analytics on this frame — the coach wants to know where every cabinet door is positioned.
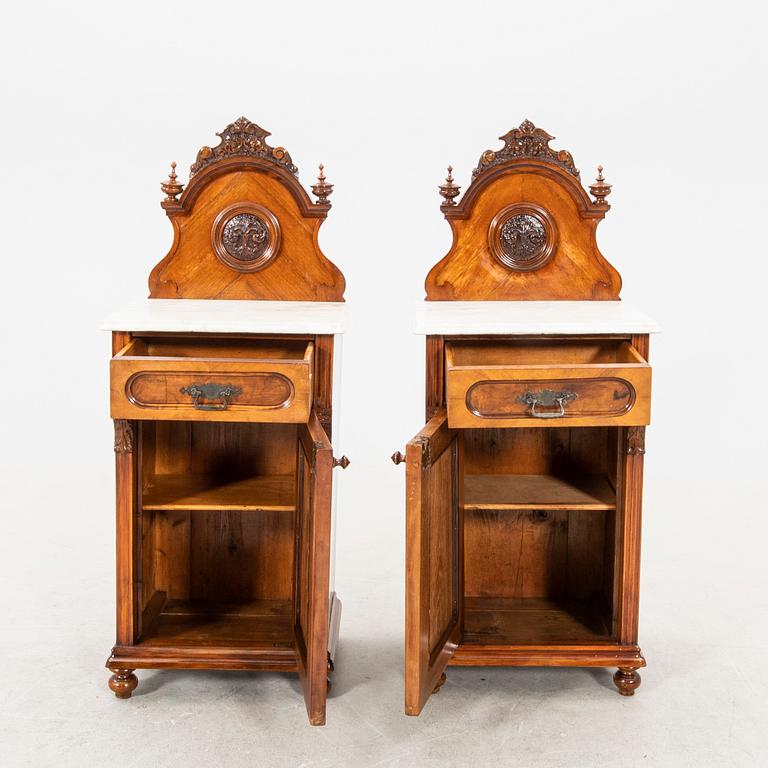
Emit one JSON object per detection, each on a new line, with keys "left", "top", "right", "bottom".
{"left": 295, "top": 412, "right": 333, "bottom": 725}
{"left": 404, "top": 409, "right": 463, "bottom": 715}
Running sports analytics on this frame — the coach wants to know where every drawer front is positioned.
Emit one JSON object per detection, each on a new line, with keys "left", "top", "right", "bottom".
{"left": 447, "top": 366, "right": 651, "bottom": 428}
{"left": 110, "top": 358, "right": 312, "bottom": 423}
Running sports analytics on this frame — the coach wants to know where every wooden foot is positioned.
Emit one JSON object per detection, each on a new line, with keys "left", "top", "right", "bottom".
{"left": 613, "top": 667, "right": 641, "bottom": 696}
{"left": 108, "top": 668, "right": 138, "bottom": 699}
{"left": 432, "top": 672, "right": 447, "bottom": 694}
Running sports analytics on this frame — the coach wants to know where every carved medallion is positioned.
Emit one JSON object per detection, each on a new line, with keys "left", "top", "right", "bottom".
{"left": 488, "top": 203, "right": 557, "bottom": 271}
{"left": 222, "top": 213, "right": 269, "bottom": 262}
{"left": 211, "top": 203, "right": 281, "bottom": 272}
{"left": 500, "top": 214, "right": 547, "bottom": 263}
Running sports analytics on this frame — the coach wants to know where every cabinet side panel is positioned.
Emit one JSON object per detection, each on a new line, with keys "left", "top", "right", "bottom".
{"left": 426, "top": 336, "right": 445, "bottom": 421}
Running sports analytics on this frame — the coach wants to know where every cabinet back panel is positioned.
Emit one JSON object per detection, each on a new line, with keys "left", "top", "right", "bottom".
{"left": 463, "top": 509, "right": 610, "bottom": 601}
{"left": 144, "top": 509, "right": 295, "bottom": 604}
{"left": 462, "top": 427, "right": 617, "bottom": 480}
{"left": 141, "top": 422, "right": 296, "bottom": 481}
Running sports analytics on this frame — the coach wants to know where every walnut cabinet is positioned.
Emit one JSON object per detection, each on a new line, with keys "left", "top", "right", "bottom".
{"left": 103, "top": 118, "right": 347, "bottom": 726}
{"left": 396, "top": 122, "right": 658, "bottom": 715}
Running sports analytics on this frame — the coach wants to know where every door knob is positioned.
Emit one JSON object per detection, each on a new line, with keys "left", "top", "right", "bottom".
{"left": 391, "top": 451, "right": 405, "bottom": 465}
{"left": 332, "top": 455, "right": 350, "bottom": 469}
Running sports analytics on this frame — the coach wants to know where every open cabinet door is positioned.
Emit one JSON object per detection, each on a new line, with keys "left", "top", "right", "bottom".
{"left": 295, "top": 412, "right": 333, "bottom": 725}
{"left": 404, "top": 408, "right": 462, "bottom": 715}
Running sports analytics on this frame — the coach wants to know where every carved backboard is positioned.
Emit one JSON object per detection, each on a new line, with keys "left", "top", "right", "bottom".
{"left": 426, "top": 120, "right": 621, "bottom": 301}
{"left": 149, "top": 118, "right": 345, "bottom": 301}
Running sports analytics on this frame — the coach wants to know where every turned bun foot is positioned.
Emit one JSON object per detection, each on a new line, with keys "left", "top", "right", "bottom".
{"left": 108, "top": 668, "right": 138, "bottom": 699}
{"left": 613, "top": 667, "right": 641, "bottom": 696}
{"left": 432, "top": 672, "right": 447, "bottom": 694}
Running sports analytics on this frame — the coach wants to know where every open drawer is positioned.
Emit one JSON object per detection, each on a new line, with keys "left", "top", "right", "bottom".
{"left": 110, "top": 337, "right": 313, "bottom": 423}
{"left": 445, "top": 339, "right": 651, "bottom": 428}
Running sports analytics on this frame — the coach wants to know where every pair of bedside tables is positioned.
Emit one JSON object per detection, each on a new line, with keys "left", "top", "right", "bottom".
{"left": 102, "top": 118, "right": 657, "bottom": 725}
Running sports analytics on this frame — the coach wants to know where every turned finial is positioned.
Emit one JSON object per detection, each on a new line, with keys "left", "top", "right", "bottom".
{"left": 311, "top": 163, "right": 334, "bottom": 205}
{"left": 161, "top": 161, "right": 184, "bottom": 203}
{"left": 439, "top": 165, "right": 461, "bottom": 207}
{"left": 589, "top": 164, "right": 612, "bottom": 207}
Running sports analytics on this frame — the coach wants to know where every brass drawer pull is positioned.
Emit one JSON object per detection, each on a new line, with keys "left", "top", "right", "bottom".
{"left": 516, "top": 388, "right": 577, "bottom": 419}
{"left": 180, "top": 383, "right": 243, "bottom": 411}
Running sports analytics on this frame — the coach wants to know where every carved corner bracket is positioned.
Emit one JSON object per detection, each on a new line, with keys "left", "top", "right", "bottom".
{"left": 315, "top": 406, "right": 333, "bottom": 441}
{"left": 626, "top": 426, "right": 646, "bottom": 456}
{"left": 415, "top": 436, "right": 432, "bottom": 468}
{"left": 113, "top": 419, "right": 134, "bottom": 454}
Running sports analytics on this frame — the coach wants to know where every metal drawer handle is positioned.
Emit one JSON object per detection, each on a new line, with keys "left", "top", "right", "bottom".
{"left": 180, "top": 383, "right": 243, "bottom": 411}
{"left": 516, "top": 388, "right": 577, "bottom": 419}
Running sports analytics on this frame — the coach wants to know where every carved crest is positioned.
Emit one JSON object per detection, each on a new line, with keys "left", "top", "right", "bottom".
{"left": 190, "top": 117, "right": 298, "bottom": 177}
{"left": 472, "top": 119, "right": 579, "bottom": 180}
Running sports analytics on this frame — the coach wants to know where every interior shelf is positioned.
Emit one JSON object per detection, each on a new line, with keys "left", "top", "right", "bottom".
{"left": 464, "top": 473, "right": 616, "bottom": 511}
{"left": 139, "top": 598, "right": 294, "bottom": 649}
{"left": 142, "top": 474, "right": 296, "bottom": 512}
{"left": 462, "top": 597, "right": 613, "bottom": 645}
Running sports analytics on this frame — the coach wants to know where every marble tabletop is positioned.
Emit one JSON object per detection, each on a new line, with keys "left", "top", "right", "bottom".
{"left": 101, "top": 299, "right": 346, "bottom": 334}
{"left": 413, "top": 301, "right": 660, "bottom": 335}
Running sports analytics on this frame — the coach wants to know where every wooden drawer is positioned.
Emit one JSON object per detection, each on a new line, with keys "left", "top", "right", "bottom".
{"left": 445, "top": 339, "right": 651, "bottom": 428}
{"left": 110, "top": 338, "right": 313, "bottom": 423}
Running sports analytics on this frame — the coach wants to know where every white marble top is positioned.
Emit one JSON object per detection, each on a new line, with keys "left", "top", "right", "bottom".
{"left": 101, "top": 299, "right": 346, "bottom": 334}
{"left": 413, "top": 301, "right": 659, "bottom": 335}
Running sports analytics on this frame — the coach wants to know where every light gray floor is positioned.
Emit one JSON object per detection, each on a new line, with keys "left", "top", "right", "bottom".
{"left": 1, "top": 461, "right": 766, "bottom": 768}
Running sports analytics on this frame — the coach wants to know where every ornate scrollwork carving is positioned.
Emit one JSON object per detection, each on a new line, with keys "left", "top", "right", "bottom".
{"left": 113, "top": 419, "right": 134, "bottom": 454}
{"left": 190, "top": 117, "right": 298, "bottom": 177}
{"left": 473, "top": 119, "right": 579, "bottom": 179}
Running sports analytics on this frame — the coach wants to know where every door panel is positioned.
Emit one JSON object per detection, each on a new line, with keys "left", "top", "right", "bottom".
{"left": 294, "top": 412, "right": 332, "bottom": 725}
{"left": 405, "top": 408, "right": 462, "bottom": 715}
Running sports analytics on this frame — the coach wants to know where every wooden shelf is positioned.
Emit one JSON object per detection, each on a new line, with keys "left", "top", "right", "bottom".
{"left": 139, "top": 598, "right": 294, "bottom": 649}
{"left": 142, "top": 474, "right": 295, "bottom": 512}
{"left": 464, "top": 473, "right": 616, "bottom": 511}
{"left": 462, "top": 597, "right": 612, "bottom": 645}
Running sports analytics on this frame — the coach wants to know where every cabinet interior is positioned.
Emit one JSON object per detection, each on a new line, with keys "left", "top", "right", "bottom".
{"left": 447, "top": 338, "right": 642, "bottom": 367}
{"left": 136, "top": 420, "right": 299, "bottom": 649}
{"left": 121, "top": 335, "right": 312, "bottom": 361}
{"left": 461, "top": 426, "right": 619, "bottom": 645}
